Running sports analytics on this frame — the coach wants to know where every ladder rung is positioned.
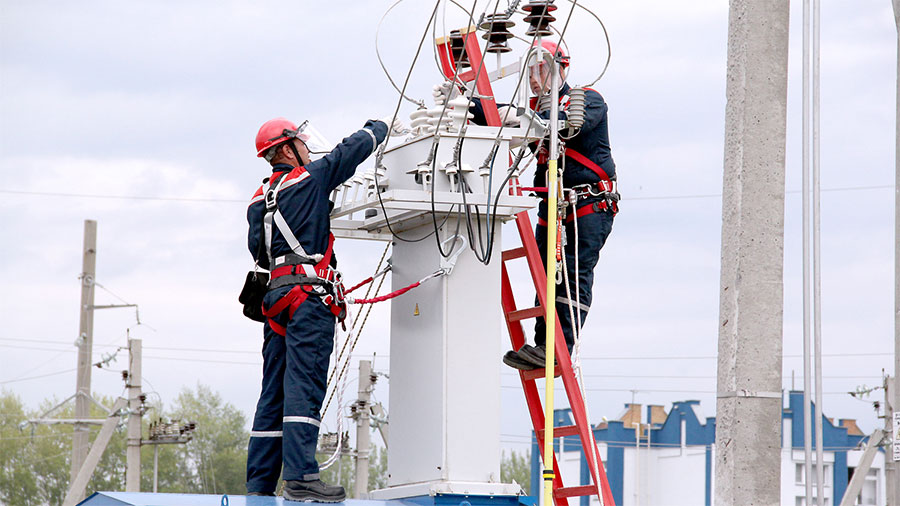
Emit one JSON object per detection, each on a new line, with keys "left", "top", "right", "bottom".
{"left": 554, "top": 485, "right": 598, "bottom": 499}
{"left": 502, "top": 247, "right": 527, "bottom": 261}
{"left": 507, "top": 306, "right": 543, "bottom": 322}
{"left": 521, "top": 366, "right": 561, "bottom": 382}
{"left": 537, "top": 424, "right": 580, "bottom": 439}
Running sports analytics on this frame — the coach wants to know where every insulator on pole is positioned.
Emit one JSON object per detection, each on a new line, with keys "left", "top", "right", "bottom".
{"left": 449, "top": 30, "right": 470, "bottom": 67}
{"left": 523, "top": 0, "right": 557, "bottom": 37}
{"left": 566, "top": 87, "right": 586, "bottom": 130}
{"left": 479, "top": 13, "right": 515, "bottom": 54}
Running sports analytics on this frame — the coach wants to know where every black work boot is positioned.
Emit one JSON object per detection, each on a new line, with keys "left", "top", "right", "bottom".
{"left": 517, "top": 345, "right": 562, "bottom": 377}
{"left": 503, "top": 349, "right": 540, "bottom": 370}
{"left": 283, "top": 479, "right": 346, "bottom": 503}
{"left": 247, "top": 491, "right": 275, "bottom": 496}
{"left": 518, "top": 344, "right": 552, "bottom": 367}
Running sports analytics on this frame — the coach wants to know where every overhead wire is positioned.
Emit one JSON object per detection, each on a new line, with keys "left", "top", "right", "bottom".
{"left": 373, "top": 0, "right": 456, "bottom": 244}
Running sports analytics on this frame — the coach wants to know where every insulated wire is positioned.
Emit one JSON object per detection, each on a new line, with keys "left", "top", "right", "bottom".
{"left": 444, "top": 0, "right": 504, "bottom": 263}
{"left": 427, "top": 0, "right": 482, "bottom": 258}
{"left": 373, "top": 0, "right": 441, "bottom": 243}
{"left": 476, "top": 1, "right": 574, "bottom": 264}
{"left": 376, "top": 0, "right": 428, "bottom": 108}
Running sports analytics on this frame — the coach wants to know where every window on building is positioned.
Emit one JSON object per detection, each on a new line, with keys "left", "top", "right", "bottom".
{"left": 796, "top": 463, "right": 804, "bottom": 484}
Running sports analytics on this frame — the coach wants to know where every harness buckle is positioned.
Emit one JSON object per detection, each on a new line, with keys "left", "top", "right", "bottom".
{"left": 264, "top": 188, "right": 277, "bottom": 210}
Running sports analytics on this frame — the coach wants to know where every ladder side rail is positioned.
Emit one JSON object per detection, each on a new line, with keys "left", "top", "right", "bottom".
{"left": 501, "top": 263, "right": 527, "bottom": 351}
{"left": 436, "top": 39, "right": 457, "bottom": 79}
{"left": 514, "top": 211, "right": 617, "bottom": 506}
{"left": 461, "top": 30, "right": 501, "bottom": 126}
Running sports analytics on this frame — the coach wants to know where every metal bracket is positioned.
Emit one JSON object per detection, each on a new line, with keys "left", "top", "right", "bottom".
{"left": 440, "top": 236, "right": 467, "bottom": 276}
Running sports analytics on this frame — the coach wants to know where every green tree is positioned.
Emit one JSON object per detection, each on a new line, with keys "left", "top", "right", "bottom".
{"left": 167, "top": 383, "right": 248, "bottom": 495}
{"left": 501, "top": 449, "right": 531, "bottom": 494}
{"left": 0, "top": 384, "right": 250, "bottom": 503}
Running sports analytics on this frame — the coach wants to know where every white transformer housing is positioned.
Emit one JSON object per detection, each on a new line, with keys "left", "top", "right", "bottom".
{"left": 331, "top": 124, "right": 537, "bottom": 499}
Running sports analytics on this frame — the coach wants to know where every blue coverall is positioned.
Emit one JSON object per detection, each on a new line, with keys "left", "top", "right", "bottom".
{"left": 472, "top": 83, "right": 616, "bottom": 352}
{"left": 245, "top": 120, "right": 387, "bottom": 494}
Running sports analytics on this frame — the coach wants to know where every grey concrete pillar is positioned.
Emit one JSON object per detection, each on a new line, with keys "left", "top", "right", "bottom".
{"left": 715, "top": 1, "right": 790, "bottom": 505}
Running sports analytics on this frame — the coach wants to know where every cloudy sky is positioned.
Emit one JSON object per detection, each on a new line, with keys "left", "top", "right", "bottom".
{"left": 1, "top": 0, "right": 897, "bottom": 461}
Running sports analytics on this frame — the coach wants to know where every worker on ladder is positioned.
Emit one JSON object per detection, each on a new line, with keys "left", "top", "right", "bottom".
{"left": 459, "top": 40, "right": 619, "bottom": 370}
{"left": 244, "top": 115, "right": 399, "bottom": 499}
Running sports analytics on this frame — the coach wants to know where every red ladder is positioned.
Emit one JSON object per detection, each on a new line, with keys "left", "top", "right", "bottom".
{"left": 433, "top": 26, "right": 615, "bottom": 506}
{"left": 501, "top": 211, "right": 616, "bottom": 506}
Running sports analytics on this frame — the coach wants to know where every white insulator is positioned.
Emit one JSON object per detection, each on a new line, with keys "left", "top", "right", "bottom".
{"left": 416, "top": 162, "right": 433, "bottom": 191}
{"left": 409, "top": 109, "right": 430, "bottom": 133}
{"left": 447, "top": 97, "right": 473, "bottom": 131}
{"left": 536, "top": 94, "right": 553, "bottom": 113}
{"left": 567, "top": 87, "right": 586, "bottom": 130}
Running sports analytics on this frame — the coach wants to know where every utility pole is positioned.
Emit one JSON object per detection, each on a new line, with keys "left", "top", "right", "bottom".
{"left": 891, "top": 0, "right": 900, "bottom": 503}
{"left": 71, "top": 219, "right": 97, "bottom": 501}
{"left": 715, "top": 2, "right": 789, "bottom": 506}
{"left": 885, "top": 376, "right": 896, "bottom": 506}
{"left": 126, "top": 338, "right": 143, "bottom": 491}
{"left": 354, "top": 360, "right": 373, "bottom": 499}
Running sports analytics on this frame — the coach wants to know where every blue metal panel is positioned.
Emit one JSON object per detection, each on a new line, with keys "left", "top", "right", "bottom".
{"left": 704, "top": 444, "right": 712, "bottom": 506}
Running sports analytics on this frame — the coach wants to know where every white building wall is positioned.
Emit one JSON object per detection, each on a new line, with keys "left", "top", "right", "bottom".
{"left": 846, "top": 449, "right": 886, "bottom": 506}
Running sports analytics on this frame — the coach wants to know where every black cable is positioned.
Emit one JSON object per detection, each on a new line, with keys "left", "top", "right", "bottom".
{"left": 428, "top": 0, "right": 483, "bottom": 258}
{"left": 435, "top": 0, "right": 503, "bottom": 261}
{"left": 479, "top": 0, "right": 582, "bottom": 265}
{"left": 372, "top": 0, "right": 443, "bottom": 243}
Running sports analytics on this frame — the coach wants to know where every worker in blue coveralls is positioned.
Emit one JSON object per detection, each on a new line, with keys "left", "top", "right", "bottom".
{"left": 447, "top": 40, "right": 618, "bottom": 370}
{"left": 245, "top": 116, "right": 396, "bottom": 500}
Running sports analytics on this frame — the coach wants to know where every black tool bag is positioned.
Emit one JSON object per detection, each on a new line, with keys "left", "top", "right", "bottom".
{"left": 239, "top": 270, "right": 270, "bottom": 322}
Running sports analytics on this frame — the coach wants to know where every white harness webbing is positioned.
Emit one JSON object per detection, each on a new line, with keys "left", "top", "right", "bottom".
{"left": 262, "top": 170, "right": 322, "bottom": 268}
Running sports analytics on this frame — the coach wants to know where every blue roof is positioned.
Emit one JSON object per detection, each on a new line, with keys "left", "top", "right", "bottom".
{"left": 78, "top": 493, "right": 419, "bottom": 506}
{"left": 78, "top": 493, "right": 534, "bottom": 506}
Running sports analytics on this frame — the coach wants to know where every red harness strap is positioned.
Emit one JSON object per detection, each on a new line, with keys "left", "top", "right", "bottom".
{"left": 537, "top": 200, "right": 614, "bottom": 227}
{"left": 270, "top": 234, "right": 336, "bottom": 281}
{"left": 263, "top": 234, "right": 346, "bottom": 336}
{"left": 564, "top": 148, "right": 612, "bottom": 185}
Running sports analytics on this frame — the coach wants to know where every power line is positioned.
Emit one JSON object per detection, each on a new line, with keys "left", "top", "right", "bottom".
{"left": 0, "top": 183, "right": 892, "bottom": 205}
{"left": 0, "top": 189, "right": 245, "bottom": 203}
{"left": 0, "top": 368, "right": 78, "bottom": 385}
{"left": 1, "top": 340, "right": 890, "bottom": 361}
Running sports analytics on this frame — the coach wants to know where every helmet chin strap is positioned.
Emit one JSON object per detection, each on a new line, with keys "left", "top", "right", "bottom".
{"left": 287, "top": 140, "right": 307, "bottom": 166}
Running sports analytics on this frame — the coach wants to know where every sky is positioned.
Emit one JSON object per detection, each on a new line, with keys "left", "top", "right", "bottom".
{"left": 0, "top": 0, "right": 897, "bottom": 465}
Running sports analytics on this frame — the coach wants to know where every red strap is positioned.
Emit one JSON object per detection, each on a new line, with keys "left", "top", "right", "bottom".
{"left": 565, "top": 148, "right": 611, "bottom": 182}
{"left": 536, "top": 201, "right": 612, "bottom": 227}
{"left": 271, "top": 233, "right": 337, "bottom": 280}
{"left": 263, "top": 285, "right": 310, "bottom": 336}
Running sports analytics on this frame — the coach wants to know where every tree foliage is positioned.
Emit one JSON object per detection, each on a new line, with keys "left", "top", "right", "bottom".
{"left": 501, "top": 449, "right": 531, "bottom": 495}
{"left": 0, "top": 384, "right": 248, "bottom": 505}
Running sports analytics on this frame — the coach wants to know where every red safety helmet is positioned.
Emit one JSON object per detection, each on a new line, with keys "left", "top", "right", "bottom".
{"left": 255, "top": 118, "right": 310, "bottom": 158}
{"left": 533, "top": 40, "right": 569, "bottom": 68}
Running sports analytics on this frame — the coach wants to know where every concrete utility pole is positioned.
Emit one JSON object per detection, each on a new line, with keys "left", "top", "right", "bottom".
{"left": 126, "top": 338, "right": 142, "bottom": 491}
{"left": 62, "top": 397, "right": 127, "bottom": 506}
{"left": 354, "top": 360, "right": 373, "bottom": 499}
{"left": 715, "top": 1, "right": 790, "bottom": 505}
{"left": 882, "top": 376, "right": 896, "bottom": 505}
{"left": 891, "top": 1, "right": 900, "bottom": 503}
{"left": 71, "top": 219, "right": 97, "bottom": 501}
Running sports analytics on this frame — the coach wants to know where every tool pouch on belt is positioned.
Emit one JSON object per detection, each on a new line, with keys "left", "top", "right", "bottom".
{"left": 239, "top": 270, "right": 270, "bottom": 323}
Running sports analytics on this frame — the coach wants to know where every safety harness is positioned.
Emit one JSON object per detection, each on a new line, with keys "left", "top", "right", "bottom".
{"left": 258, "top": 168, "right": 348, "bottom": 336}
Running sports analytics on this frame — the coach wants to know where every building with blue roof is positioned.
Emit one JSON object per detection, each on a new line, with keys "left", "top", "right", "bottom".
{"left": 531, "top": 391, "right": 886, "bottom": 506}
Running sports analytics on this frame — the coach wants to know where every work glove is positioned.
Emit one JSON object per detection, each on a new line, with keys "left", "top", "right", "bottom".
{"left": 497, "top": 105, "right": 521, "bottom": 127}
{"left": 379, "top": 116, "right": 406, "bottom": 137}
{"left": 432, "top": 82, "right": 460, "bottom": 106}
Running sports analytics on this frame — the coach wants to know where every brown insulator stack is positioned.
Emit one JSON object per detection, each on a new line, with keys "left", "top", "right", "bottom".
{"left": 522, "top": 0, "right": 556, "bottom": 37}
{"left": 479, "top": 13, "right": 515, "bottom": 53}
